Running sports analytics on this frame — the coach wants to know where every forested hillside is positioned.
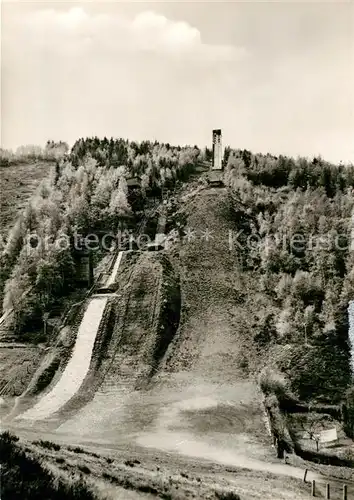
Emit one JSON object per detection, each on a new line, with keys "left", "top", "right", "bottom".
{"left": 0, "top": 138, "right": 202, "bottom": 331}
{"left": 224, "top": 150, "right": 354, "bottom": 406}
{"left": 1, "top": 137, "right": 354, "bottom": 411}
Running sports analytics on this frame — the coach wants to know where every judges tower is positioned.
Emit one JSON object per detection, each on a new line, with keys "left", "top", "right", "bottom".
{"left": 209, "top": 129, "right": 224, "bottom": 186}
{"left": 212, "top": 129, "right": 222, "bottom": 170}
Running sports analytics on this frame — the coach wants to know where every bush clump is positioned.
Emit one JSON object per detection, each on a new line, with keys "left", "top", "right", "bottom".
{"left": 259, "top": 367, "right": 295, "bottom": 404}
{"left": 33, "top": 439, "right": 61, "bottom": 451}
{"left": 0, "top": 431, "right": 96, "bottom": 500}
{"left": 215, "top": 490, "right": 241, "bottom": 500}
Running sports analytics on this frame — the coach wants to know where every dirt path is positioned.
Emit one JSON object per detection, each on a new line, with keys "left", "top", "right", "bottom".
{"left": 136, "top": 433, "right": 327, "bottom": 487}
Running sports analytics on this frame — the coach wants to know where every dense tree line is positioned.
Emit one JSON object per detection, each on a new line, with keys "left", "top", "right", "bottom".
{"left": 226, "top": 149, "right": 354, "bottom": 193}
{"left": 0, "top": 141, "right": 69, "bottom": 167}
{"left": 70, "top": 136, "right": 201, "bottom": 185}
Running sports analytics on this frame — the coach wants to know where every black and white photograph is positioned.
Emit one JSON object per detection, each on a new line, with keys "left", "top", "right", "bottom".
{"left": 1, "top": 0, "right": 354, "bottom": 498}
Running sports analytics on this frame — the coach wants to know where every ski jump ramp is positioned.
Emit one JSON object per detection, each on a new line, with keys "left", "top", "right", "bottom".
{"left": 17, "top": 251, "right": 124, "bottom": 421}
{"left": 106, "top": 252, "right": 123, "bottom": 287}
{"left": 18, "top": 297, "right": 108, "bottom": 421}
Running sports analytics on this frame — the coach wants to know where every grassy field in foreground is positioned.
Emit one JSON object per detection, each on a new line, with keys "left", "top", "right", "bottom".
{"left": 0, "top": 432, "right": 316, "bottom": 500}
{"left": 0, "top": 431, "right": 95, "bottom": 500}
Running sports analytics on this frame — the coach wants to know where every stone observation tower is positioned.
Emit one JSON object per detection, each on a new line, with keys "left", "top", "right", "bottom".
{"left": 212, "top": 129, "right": 222, "bottom": 170}
{"left": 209, "top": 129, "right": 224, "bottom": 186}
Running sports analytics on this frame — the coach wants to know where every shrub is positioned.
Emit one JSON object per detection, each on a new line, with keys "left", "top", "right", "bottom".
{"left": 33, "top": 440, "right": 61, "bottom": 451}
{"left": 78, "top": 465, "right": 91, "bottom": 474}
{"left": 0, "top": 431, "right": 19, "bottom": 443}
{"left": 67, "top": 446, "right": 84, "bottom": 454}
{"left": 124, "top": 459, "right": 135, "bottom": 467}
{"left": 215, "top": 490, "right": 241, "bottom": 500}
{"left": 1, "top": 432, "right": 95, "bottom": 500}
{"left": 259, "top": 367, "right": 293, "bottom": 403}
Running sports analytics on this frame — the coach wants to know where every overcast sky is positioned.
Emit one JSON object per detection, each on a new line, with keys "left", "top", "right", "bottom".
{"left": 1, "top": 0, "right": 354, "bottom": 163}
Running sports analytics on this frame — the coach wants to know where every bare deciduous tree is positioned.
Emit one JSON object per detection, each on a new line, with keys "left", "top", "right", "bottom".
{"left": 298, "top": 414, "right": 332, "bottom": 452}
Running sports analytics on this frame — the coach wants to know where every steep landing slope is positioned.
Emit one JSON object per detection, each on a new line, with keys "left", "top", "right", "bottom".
{"left": 163, "top": 187, "right": 260, "bottom": 378}
{"left": 126, "top": 187, "right": 273, "bottom": 461}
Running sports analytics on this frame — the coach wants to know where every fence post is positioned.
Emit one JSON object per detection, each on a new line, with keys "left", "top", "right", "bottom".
{"left": 343, "top": 484, "right": 347, "bottom": 500}
{"left": 326, "top": 483, "right": 330, "bottom": 499}
{"left": 303, "top": 469, "right": 308, "bottom": 482}
{"left": 311, "top": 479, "right": 316, "bottom": 497}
